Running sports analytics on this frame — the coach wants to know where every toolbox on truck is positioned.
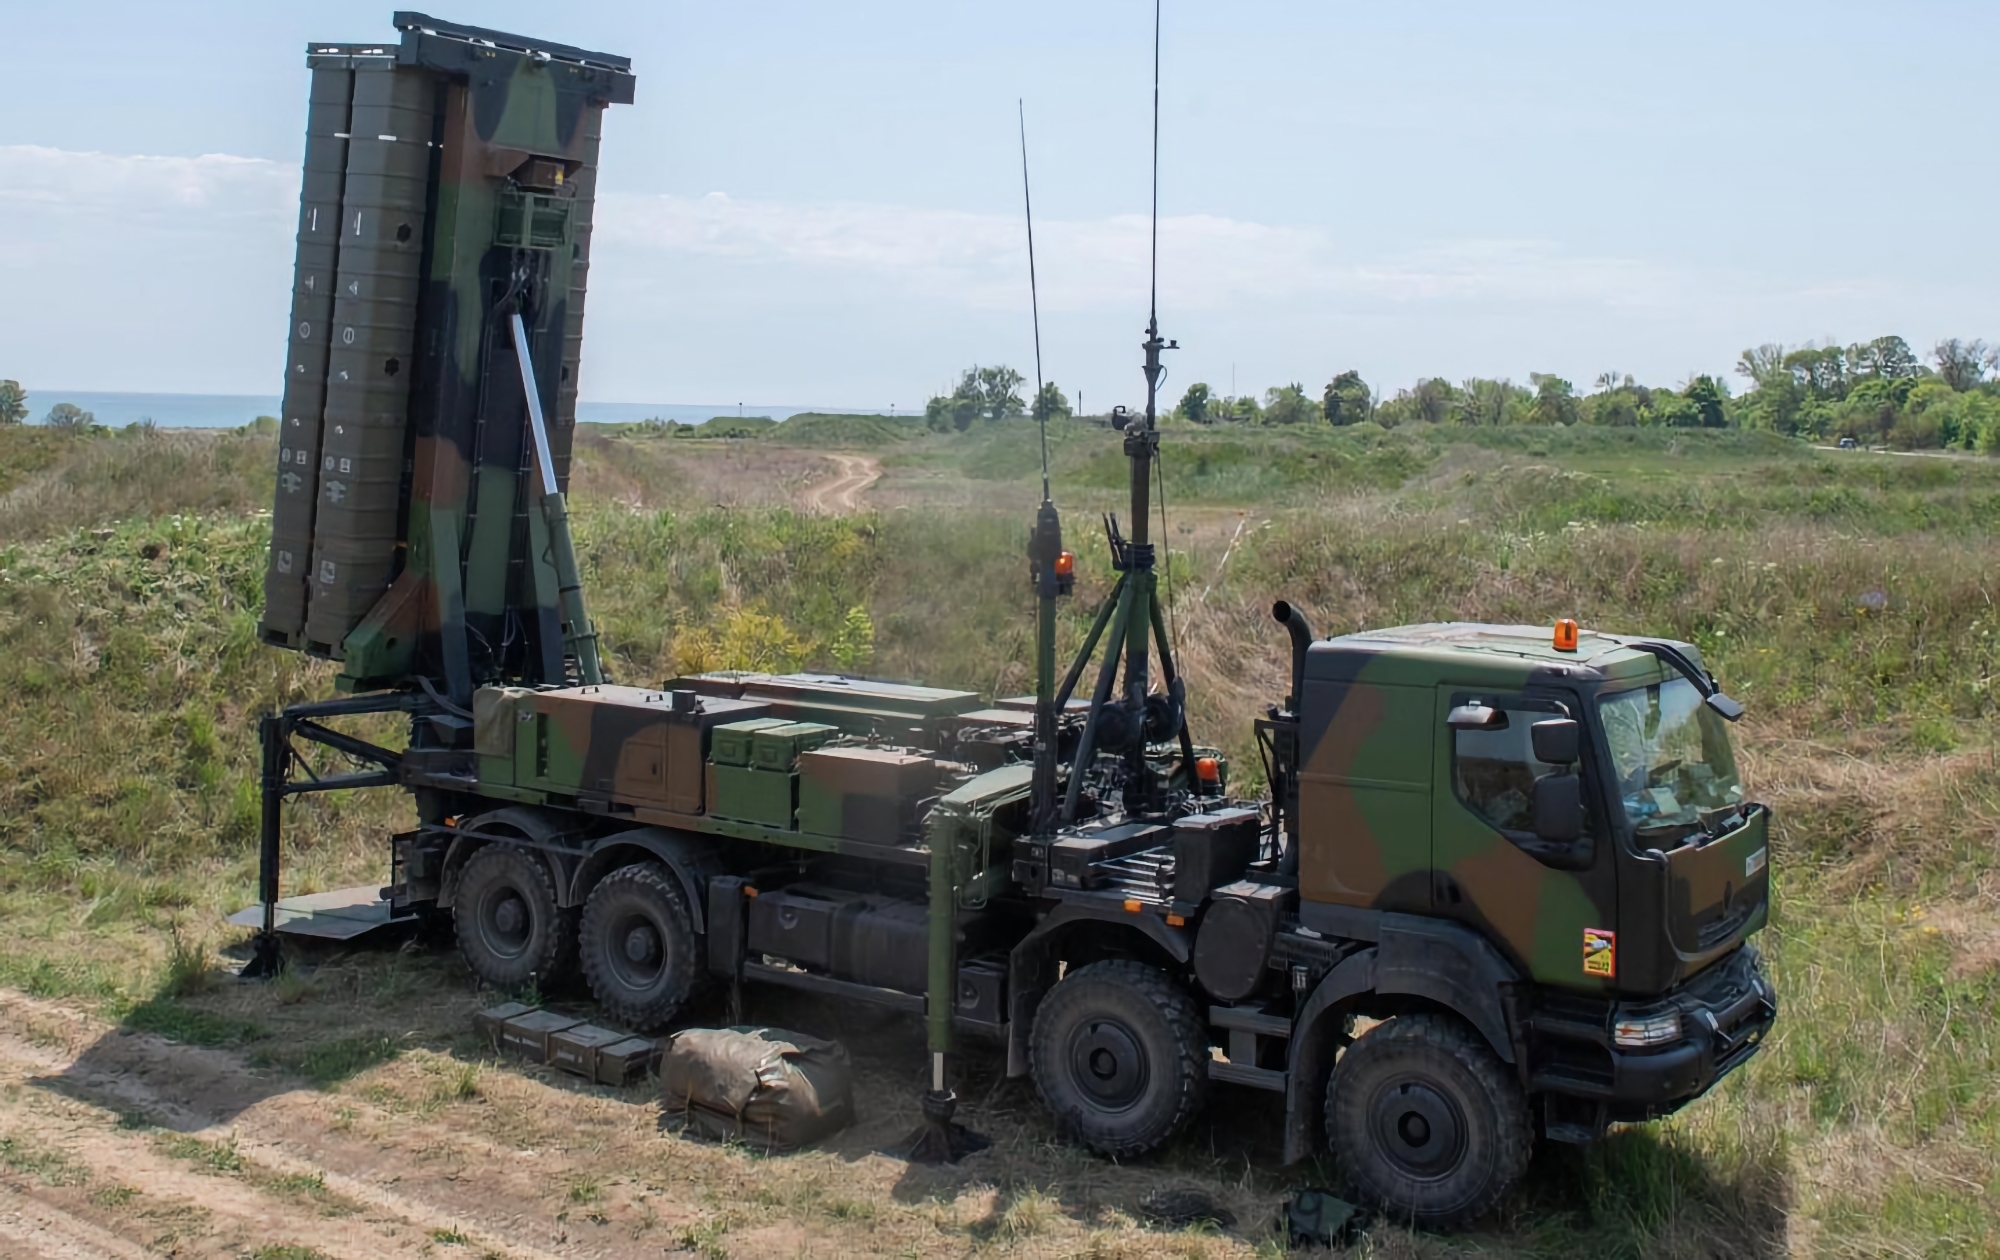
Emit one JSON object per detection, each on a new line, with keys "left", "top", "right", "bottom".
{"left": 750, "top": 722, "right": 840, "bottom": 772}
{"left": 708, "top": 764, "right": 798, "bottom": 829}
{"left": 710, "top": 718, "right": 793, "bottom": 768}
{"left": 796, "top": 747, "right": 942, "bottom": 842}
{"left": 1049, "top": 822, "right": 1172, "bottom": 889}
{"left": 1171, "top": 808, "right": 1264, "bottom": 902}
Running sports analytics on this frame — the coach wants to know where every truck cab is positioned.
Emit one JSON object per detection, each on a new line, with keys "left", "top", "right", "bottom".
{"left": 1258, "top": 619, "right": 1775, "bottom": 1221}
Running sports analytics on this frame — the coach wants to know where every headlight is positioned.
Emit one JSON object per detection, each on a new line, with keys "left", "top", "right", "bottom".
{"left": 1613, "top": 1009, "right": 1683, "bottom": 1048}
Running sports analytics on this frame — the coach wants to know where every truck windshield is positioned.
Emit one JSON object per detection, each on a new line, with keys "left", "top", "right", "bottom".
{"left": 1597, "top": 678, "right": 1743, "bottom": 842}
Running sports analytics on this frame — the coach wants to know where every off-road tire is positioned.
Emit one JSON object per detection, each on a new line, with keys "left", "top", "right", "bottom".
{"left": 454, "top": 845, "right": 574, "bottom": 990}
{"left": 578, "top": 862, "right": 702, "bottom": 1031}
{"left": 1030, "top": 960, "right": 1211, "bottom": 1158}
{"left": 1326, "top": 1012, "right": 1531, "bottom": 1230}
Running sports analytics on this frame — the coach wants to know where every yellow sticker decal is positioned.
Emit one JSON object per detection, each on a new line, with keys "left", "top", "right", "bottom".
{"left": 1583, "top": 928, "right": 1617, "bottom": 978}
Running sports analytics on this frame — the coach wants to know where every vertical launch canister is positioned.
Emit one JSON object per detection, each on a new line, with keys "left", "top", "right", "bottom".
{"left": 257, "top": 13, "right": 634, "bottom": 697}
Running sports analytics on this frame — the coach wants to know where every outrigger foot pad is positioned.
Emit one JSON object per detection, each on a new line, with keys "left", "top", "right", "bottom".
{"left": 903, "top": 1089, "right": 989, "bottom": 1164}
{"left": 240, "top": 931, "right": 286, "bottom": 980}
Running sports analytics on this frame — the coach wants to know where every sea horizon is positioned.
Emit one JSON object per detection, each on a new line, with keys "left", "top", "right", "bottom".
{"left": 9, "top": 391, "right": 898, "bottom": 430}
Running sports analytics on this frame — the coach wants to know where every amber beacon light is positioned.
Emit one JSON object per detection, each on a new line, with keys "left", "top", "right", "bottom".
{"left": 1553, "top": 618, "right": 1580, "bottom": 652}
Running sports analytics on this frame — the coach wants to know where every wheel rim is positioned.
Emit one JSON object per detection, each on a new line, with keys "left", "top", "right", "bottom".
{"left": 1066, "top": 1017, "right": 1150, "bottom": 1113}
{"left": 1368, "top": 1077, "right": 1468, "bottom": 1182}
{"left": 604, "top": 907, "right": 668, "bottom": 992}
{"left": 477, "top": 887, "right": 533, "bottom": 960}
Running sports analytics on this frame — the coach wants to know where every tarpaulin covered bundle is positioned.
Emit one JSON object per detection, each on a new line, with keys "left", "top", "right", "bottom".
{"left": 661, "top": 1026, "right": 855, "bottom": 1152}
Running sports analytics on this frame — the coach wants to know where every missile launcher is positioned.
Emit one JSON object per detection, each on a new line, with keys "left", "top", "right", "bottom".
{"left": 259, "top": 12, "right": 632, "bottom": 696}
{"left": 244, "top": 12, "right": 1775, "bottom": 1224}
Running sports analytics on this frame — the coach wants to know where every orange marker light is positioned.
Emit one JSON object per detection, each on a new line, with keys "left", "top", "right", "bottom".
{"left": 1553, "top": 618, "right": 1580, "bottom": 652}
{"left": 1123, "top": 898, "right": 1143, "bottom": 914}
{"left": 1196, "top": 757, "right": 1221, "bottom": 783}
{"left": 743, "top": 886, "right": 759, "bottom": 898}
{"left": 1054, "top": 550, "right": 1074, "bottom": 577}
{"left": 1166, "top": 913, "right": 1186, "bottom": 927}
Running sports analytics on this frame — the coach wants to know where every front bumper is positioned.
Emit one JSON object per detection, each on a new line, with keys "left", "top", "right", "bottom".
{"left": 1527, "top": 944, "right": 1776, "bottom": 1122}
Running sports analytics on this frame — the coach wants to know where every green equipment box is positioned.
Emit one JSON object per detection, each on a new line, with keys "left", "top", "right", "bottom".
{"left": 750, "top": 722, "right": 839, "bottom": 772}
{"left": 711, "top": 718, "right": 793, "bottom": 768}
{"left": 797, "top": 746, "right": 941, "bottom": 842}
{"left": 709, "top": 764, "right": 797, "bottom": 829}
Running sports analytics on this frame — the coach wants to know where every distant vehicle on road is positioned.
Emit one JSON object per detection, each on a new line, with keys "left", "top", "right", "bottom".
{"left": 1838, "top": 437, "right": 1859, "bottom": 449}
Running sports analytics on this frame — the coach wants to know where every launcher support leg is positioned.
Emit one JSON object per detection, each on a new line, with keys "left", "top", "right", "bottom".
{"left": 243, "top": 714, "right": 287, "bottom": 979}
{"left": 904, "top": 822, "right": 988, "bottom": 1163}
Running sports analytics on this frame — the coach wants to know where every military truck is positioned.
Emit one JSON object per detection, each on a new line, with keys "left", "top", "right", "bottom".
{"left": 248, "top": 13, "right": 1775, "bottom": 1228}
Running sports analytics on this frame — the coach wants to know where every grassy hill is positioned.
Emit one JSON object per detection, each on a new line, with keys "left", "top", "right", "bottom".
{"left": 0, "top": 422, "right": 1996, "bottom": 1256}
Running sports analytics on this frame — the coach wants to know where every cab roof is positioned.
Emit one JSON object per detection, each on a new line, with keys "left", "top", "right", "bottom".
{"left": 1309, "top": 621, "right": 1689, "bottom": 686}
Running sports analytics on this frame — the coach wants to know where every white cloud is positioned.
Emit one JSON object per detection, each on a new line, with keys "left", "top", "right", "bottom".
{"left": 0, "top": 144, "right": 292, "bottom": 217}
{"left": 594, "top": 188, "right": 1693, "bottom": 316}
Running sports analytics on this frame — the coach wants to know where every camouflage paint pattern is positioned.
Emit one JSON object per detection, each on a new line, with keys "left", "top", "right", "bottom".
{"left": 259, "top": 14, "right": 633, "bottom": 698}
{"left": 1294, "top": 623, "right": 1769, "bottom": 996}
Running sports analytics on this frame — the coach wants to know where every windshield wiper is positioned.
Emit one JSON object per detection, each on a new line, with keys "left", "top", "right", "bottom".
{"left": 1615, "top": 638, "right": 1745, "bottom": 722}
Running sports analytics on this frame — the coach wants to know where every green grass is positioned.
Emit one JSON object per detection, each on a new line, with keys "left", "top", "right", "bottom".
{"left": 2, "top": 424, "right": 1999, "bottom": 1257}
{"left": 250, "top": 1033, "right": 405, "bottom": 1088}
{"left": 0, "top": 1133, "right": 91, "bottom": 1186}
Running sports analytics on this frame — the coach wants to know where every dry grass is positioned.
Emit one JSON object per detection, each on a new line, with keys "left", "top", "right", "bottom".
{"left": 1, "top": 424, "right": 1998, "bottom": 1256}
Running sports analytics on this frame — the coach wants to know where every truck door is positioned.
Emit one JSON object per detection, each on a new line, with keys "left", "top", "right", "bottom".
{"left": 1430, "top": 686, "right": 1621, "bottom": 990}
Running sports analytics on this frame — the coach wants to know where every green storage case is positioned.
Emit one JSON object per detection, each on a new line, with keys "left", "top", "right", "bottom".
{"left": 710, "top": 764, "right": 797, "bottom": 829}
{"left": 711, "top": 718, "right": 792, "bottom": 768}
{"left": 750, "top": 722, "right": 839, "bottom": 772}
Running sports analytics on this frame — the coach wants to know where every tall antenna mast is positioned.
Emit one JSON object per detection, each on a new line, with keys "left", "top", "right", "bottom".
{"left": 1020, "top": 99, "right": 1049, "bottom": 502}
{"left": 1148, "top": 0, "right": 1162, "bottom": 341}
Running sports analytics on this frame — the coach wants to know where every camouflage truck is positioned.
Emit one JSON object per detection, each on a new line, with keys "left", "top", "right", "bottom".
{"left": 249, "top": 13, "right": 1775, "bottom": 1229}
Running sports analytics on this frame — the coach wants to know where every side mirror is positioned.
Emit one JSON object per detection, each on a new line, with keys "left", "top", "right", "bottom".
{"left": 1532, "top": 773, "right": 1583, "bottom": 842}
{"left": 1705, "top": 692, "right": 1745, "bottom": 722}
{"left": 1530, "top": 718, "right": 1579, "bottom": 764}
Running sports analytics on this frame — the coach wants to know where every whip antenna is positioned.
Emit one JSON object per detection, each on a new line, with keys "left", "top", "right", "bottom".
{"left": 1148, "top": 0, "right": 1161, "bottom": 339}
{"left": 1020, "top": 99, "right": 1049, "bottom": 501}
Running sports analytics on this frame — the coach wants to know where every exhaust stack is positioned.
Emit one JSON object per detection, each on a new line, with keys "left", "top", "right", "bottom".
{"left": 1272, "top": 600, "right": 1314, "bottom": 715}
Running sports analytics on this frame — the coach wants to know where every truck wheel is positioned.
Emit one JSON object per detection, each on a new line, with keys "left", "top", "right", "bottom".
{"left": 1029, "top": 960, "right": 1211, "bottom": 1158}
{"left": 578, "top": 863, "right": 700, "bottom": 1031}
{"left": 1326, "top": 1013, "right": 1530, "bottom": 1230}
{"left": 455, "top": 845, "right": 573, "bottom": 990}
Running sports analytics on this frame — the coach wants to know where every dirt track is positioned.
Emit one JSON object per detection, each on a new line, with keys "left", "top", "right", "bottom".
{"left": 801, "top": 454, "right": 881, "bottom": 513}
{"left": 0, "top": 983, "right": 1293, "bottom": 1258}
{"left": 0, "top": 989, "right": 591, "bottom": 1259}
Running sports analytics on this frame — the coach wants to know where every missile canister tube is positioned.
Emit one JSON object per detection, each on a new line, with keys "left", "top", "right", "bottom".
{"left": 262, "top": 60, "right": 362, "bottom": 646}
{"left": 304, "top": 64, "right": 438, "bottom": 655}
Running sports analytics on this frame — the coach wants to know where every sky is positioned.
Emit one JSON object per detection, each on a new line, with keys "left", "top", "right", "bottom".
{"left": 2, "top": 1, "right": 1996, "bottom": 411}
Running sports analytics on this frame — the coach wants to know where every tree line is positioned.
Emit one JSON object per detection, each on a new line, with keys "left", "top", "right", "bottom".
{"left": 0, "top": 381, "right": 97, "bottom": 431}
{"left": 926, "top": 334, "right": 2000, "bottom": 451}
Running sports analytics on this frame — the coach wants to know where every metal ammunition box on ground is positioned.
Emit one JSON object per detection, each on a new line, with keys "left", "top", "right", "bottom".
{"left": 749, "top": 722, "right": 839, "bottom": 772}
{"left": 796, "top": 747, "right": 941, "bottom": 842}
{"left": 708, "top": 764, "right": 797, "bottom": 829}
{"left": 480, "top": 1007, "right": 660, "bottom": 1085}
{"left": 596, "top": 1036, "right": 661, "bottom": 1086}
{"left": 549, "top": 1023, "right": 629, "bottom": 1076}
{"left": 710, "top": 718, "right": 793, "bottom": 768}
{"left": 473, "top": 1001, "right": 534, "bottom": 1048}
{"left": 499, "top": 1010, "right": 583, "bottom": 1059}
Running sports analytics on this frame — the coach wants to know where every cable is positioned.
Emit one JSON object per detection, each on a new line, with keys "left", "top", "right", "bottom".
{"left": 1155, "top": 441, "right": 1178, "bottom": 655}
{"left": 1020, "top": 100, "right": 1049, "bottom": 501}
